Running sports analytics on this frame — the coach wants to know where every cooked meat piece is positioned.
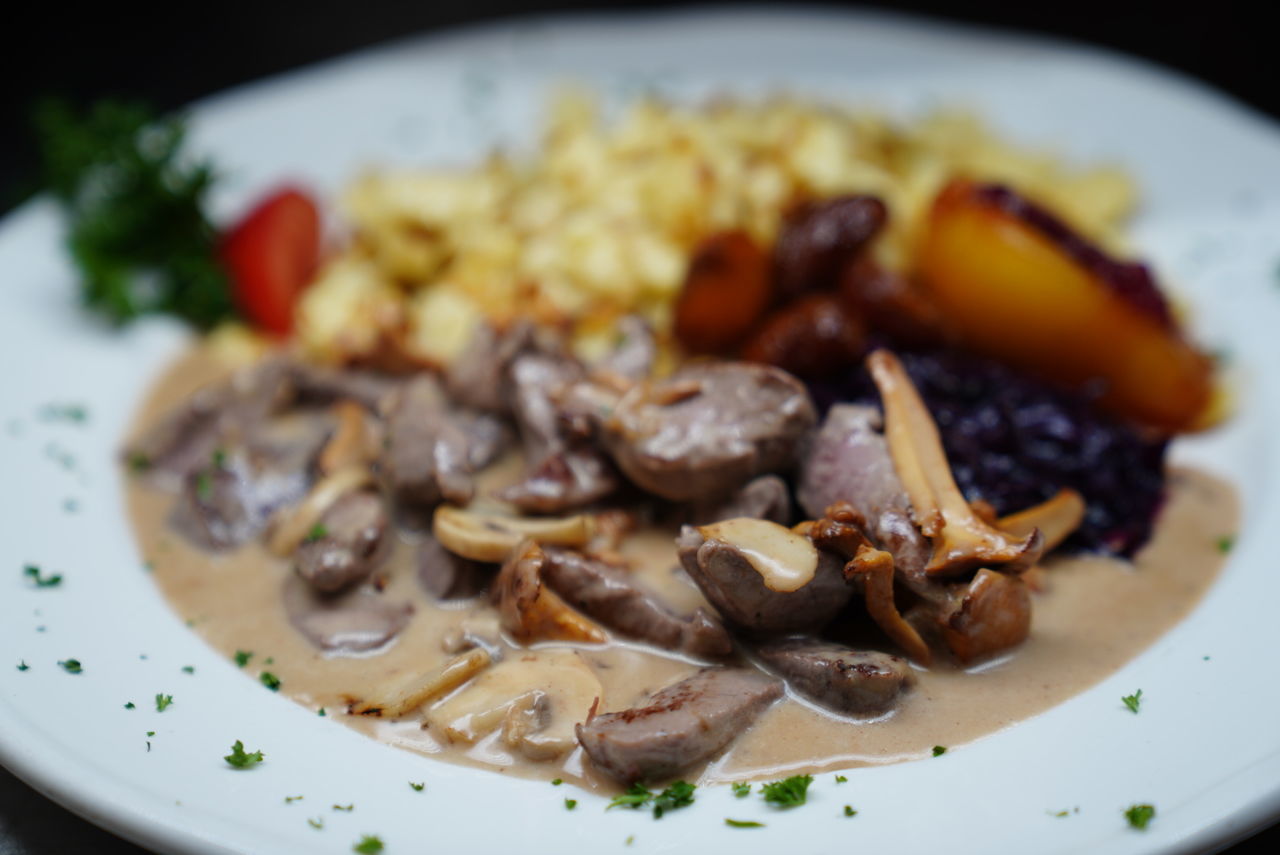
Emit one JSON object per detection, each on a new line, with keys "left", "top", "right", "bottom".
{"left": 295, "top": 490, "right": 390, "bottom": 592}
{"left": 445, "top": 321, "right": 535, "bottom": 415}
{"left": 170, "top": 444, "right": 313, "bottom": 550}
{"left": 453, "top": 410, "right": 510, "bottom": 472}
{"left": 592, "top": 315, "right": 656, "bottom": 382}
{"left": 287, "top": 362, "right": 400, "bottom": 411}
{"left": 773, "top": 195, "right": 887, "bottom": 301}
{"left": 687, "top": 475, "right": 791, "bottom": 526}
{"left": 540, "top": 546, "right": 733, "bottom": 659}
{"left": 283, "top": 574, "right": 413, "bottom": 654}
{"left": 676, "top": 524, "right": 852, "bottom": 635}
{"left": 380, "top": 375, "right": 477, "bottom": 516}
{"left": 124, "top": 359, "right": 291, "bottom": 488}
{"left": 577, "top": 667, "right": 783, "bottom": 783}
{"left": 600, "top": 362, "right": 816, "bottom": 502}
{"left": 797, "top": 404, "right": 933, "bottom": 595}
{"left": 500, "top": 352, "right": 619, "bottom": 512}
{"left": 417, "top": 531, "right": 492, "bottom": 600}
{"left": 754, "top": 638, "right": 914, "bottom": 715}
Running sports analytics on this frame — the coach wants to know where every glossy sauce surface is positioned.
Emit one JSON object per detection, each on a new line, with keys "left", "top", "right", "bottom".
{"left": 127, "top": 348, "right": 1237, "bottom": 791}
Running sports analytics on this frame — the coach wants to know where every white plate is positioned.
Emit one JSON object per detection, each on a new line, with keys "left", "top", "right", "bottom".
{"left": 3, "top": 8, "right": 1280, "bottom": 855}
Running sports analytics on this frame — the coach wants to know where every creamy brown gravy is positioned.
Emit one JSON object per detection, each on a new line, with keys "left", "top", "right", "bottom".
{"left": 127, "top": 348, "right": 1238, "bottom": 792}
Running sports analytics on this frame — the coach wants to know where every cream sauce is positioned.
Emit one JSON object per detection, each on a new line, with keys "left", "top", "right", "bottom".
{"left": 127, "top": 348, "right": 1238, "bottom": 792}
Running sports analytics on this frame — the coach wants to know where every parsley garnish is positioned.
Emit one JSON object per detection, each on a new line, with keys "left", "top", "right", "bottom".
{"left": 844, "top": 805, "right": 857, "bottom": 817}
{"left": 195, "top": 470, "right": 213, "bottom": 502}
{"left": 259, "top": 671, "right": 282, "bottom": 691}
{"left": 24, "top": 564, "right": 63, "bottom": 588}
{"left": 307, "top": 818, "right": 324, "bottom": 830}
{"left": 146, "top": 731, "right": 155, "bottom": 737}
{"left": 181, "top": 665, "right": 195, "bottom": 674}
{"left": 1124, "top": 804, "right": 1156, "bottom": 830}
{"left": 234, "top": 650, "right": 253, "bottom": 667}
{"left": 834, "top": 775, "right": 847, "bottom": 783}
{"left": 305, "top": 523, "right": 329, "bottom": 542}
{"left": 760, "top": 775, "right": 813, "bottom": 808}
{"left": 1216, "top": 535, "right": 1235, "bottom": 554}
{"left": 58, "top": 659, "right": 83, "bottom": 674}
{"left": 17, "top": 661, "right": 29, "bottom": 672}
{"left": 551, "top": 778, "right": 563, "bottom": 786}
{"left": 127, "top": 452, "right": 152, "bottom": 473}
{"left": 124, "top": 702, "right": 135, "bottom": 709}
{"left": 565, "top": 799, "right": 578, "bottom": 810}
{"left": 725, "top": 819, "right": 764, "bottom": 828}
{"left": 333, "top": 804, "right": 354, "bottom": 812}
{"left": 40, "top": 403, "right": 89, "bottom": 424}
{"left": 224, "top": 740, "right": 264, "bottom": 769}
{"left": 34, "top": 99, "right": 234, "bottom": 329}
{"left": 932, "top": 745, "right": 947, "bottom": 757}
{"left": 353, "top": 836, "right": 384, "bottom": 854}
{"left": 318, "top": 708, "right": 327, "bottom": 717}
{"left": 409, "top": 782, "right": 425, "bottom": 792}
{"left": 1122, "top": 690, "right": 1143, "bottom": 713}
{"left": 285, "top": 795, "right": 304, "bottom": 804}
{"left": 155, "top": 694, "right": 174, "bottom": 712}
{"left": 607, "top": 781, "right": 696, "bottom": 818}
{"left": 732, "top": 782, "right": 751, "bottom": 798}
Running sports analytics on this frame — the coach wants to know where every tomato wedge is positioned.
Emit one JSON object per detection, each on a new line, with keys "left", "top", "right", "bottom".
{"left": 220, "top": 186, "right": 321, "bottom": 336}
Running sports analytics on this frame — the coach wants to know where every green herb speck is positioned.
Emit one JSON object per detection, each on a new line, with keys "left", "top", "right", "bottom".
{"left": 732, "top": 782, "right": 751, "bottom": 798}
{"left": 24, "top": 564, "right": 63, "bottom": 588}
{"left": 155, "top": 693, "right": 173, "bottom": 712}
{"left": 1125, "top": 804, "right": 1156, "bottom": 830}
{"left": 409, "top": 782, "right": 425, "bottom": 792}
{"left": 932, "top": 745, "right": 947, "bottom": 757}
{"left": 58, "top": 659, "right": 82, "bottom": 674}
{"left": 725, "top": 819, "right": 764, "bottom": 828}
{"left": 760, "top": 775, "right": 812, "bottom": 808}
{"left": 353, "top": 836, "right": 383, "bottom": 854}
{"left": 1122, "top": 689, "right": 1143, "bottom": 713}
{"left": 224, "top": 740, "right": 264, "bottom": 769}
{"left": 259, "top": 671, "right": 281, "bottom": 691}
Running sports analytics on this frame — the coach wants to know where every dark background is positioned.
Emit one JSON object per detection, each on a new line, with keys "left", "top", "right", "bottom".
{"left": 1, "top": 2, "right": 1276, "bottom": 853}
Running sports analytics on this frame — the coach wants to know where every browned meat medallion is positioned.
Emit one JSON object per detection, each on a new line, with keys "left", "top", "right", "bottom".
{"left": 294, "top": 490, "right": 390, "bottom": 592}
{"left": 753, "top": 638, "right": 915, "bottom": 716}
{"left": 577, "top": 667, "right": 783, "bottom": 783}
{"left": 676, "top": 521, "right": 852, "bottom": 635}
{"left": 600, "top": 362, "right": 816, "bottom": 502}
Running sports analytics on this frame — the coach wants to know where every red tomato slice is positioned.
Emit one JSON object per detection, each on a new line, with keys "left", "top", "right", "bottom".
{"left": 220, "top": 186, "right": 321, "bottom": 336}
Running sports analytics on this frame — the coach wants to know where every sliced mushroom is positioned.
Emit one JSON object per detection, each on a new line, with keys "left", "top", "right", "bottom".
{"left": 423, "top": 649, "right": 603, "bottom": 761}
{"left": 997, "top": 488, "right": 1086, "bottom": 553}
{"left": 317, "top": 401, "right": 381, "bottom": 476}
{"left": 348, "top": 648, "right": 492, "bottom": 718}
{"left": 266, "top": 466, "right": 373, "bottom": 557}
{"left": 867, "top": 349, "right": 1044, "bottom": 577}
{"left": 432, "top": 505, "right": 594, "bottom": 563}
{"left": 494, "top": 540, "right": 607, "bottom": 645}
{"left": 937, "top": 568, "right": 1032, "bottom": 663}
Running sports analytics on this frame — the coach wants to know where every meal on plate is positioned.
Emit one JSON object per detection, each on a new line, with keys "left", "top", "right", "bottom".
{"left": 73, "top": 93, "right": 1234, "bottom": 792}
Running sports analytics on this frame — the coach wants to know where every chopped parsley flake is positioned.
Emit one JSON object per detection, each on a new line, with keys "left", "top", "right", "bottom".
{"left": 124, "top": 702, "right": 135, "bottom": 709}
{"left": 409, "top": 782, "right": 425, "bottom": 792}
{"left": 844, "top": 805, "right": 857, "bottom": 817}
{"left": 564, "top": 799, "right": 577, "bottom": 810}
{"left": 834, "top": 775, "right": 847, "bottom": 783}
{"left": 760, "top": 775, "right": 813, "bottom": 808}
{"left": 24, "top": 564, "right": 63, "bottom": 588}
{"left": 40, "top": 403, "right": 88, "bottom": 424}
{"left": 146, "top": 731, "right": 155, "bottom": 737}
{"left": 181, "top": 665, "right": 195, "bottom": 674}
{"left": 1125, "top": 804, "right": 1156, "bottom": 830}
{"left": 1122, "top": 690, "right": 1143, "bottom": 713}
{"left": 127, "top": 452, "right": 152, "bottom": 473}
{"left": 318, "top": 708, "right": 327, "bottom": 717}
{"left": 607, "top": 781, "right": 696, "bottom": 818}
{"left": 234, "top": 650, "right": 253, "bottom": 667}
{"left": 333, "top": 804, "right": 354, "bottom": 812}
{"left": 195, "top": 470, "right": 213, "bottom": 502}
{"left": 353, "top": 836, "right": 384, "bottom": 854}
{"left": 155, "top": 694, "right": 174, "bottom": 712}
{"left": 17, "top": 661, "right": 29, "bottom": 672}
{"left": 732, "top": 782, "right": 751, "bottom": 798}
{"left": 211, "top": 448, "right": 226, "bottom": 468}
{"left": 1216, "top": 535, "right": 1235, "bottom": 554}
{"left": 285, "top": 795, "right": 304, "bottom": 804}
{"left": 305, "top": 523, "right": 329, "bottom": 542}
{"left": 58, "top": 659, "right": 83, "bottom": 674}
{"left": 932, "top": 745, "right": 947, "bottom": 757}
{"left": 259, "top": 671, "right": 282, "bottom": 691}
{"left": 224, "top": 740, "right": 264, "bottom": 769}
{"left": 725, "top": 819, "right": 764, "bottom": 828}
{"left": 308, "top": 817, "right": 324, "bottom": 830}
{"left": 551, "top": 778, "right": 563, "bottom": 786}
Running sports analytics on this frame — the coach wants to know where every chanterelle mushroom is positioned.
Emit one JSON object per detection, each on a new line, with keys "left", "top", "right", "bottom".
{"left": 867, "top": 349, "right": 1044, "bottom": 577}
{"left": 494, "top": 540, "right": 607, "bottom": 645}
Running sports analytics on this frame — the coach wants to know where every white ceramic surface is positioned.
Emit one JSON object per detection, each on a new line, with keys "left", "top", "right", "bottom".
{"left": 3, "top": 8, "right": 1280, "bottom": 855}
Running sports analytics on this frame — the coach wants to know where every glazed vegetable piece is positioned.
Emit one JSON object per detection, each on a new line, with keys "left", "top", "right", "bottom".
{"left": 673, "top": 231, "right": 773, "bottom": 354}
{"left": 917, "top": 179, "right": 1213, "bottom": 431}
{"left": 220, "top": 186, "right": 321, "bottom": 336}
{"left": 739, "top": 294, "right": 866, "bottom": 379}
{"left": 773, "top": 194, "right": 887, "bottom": 301}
